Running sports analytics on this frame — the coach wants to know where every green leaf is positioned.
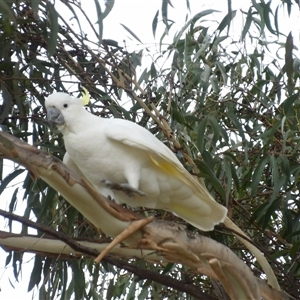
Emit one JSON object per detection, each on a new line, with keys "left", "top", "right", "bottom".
{"left": 186, "top": 0, "right": 191, "bottom": 12}
{"left": 0, "top": 156, "right": 2, "bottom": 181}
{"left": 197, "top": 117, "right": 208, "bottom": 153}
{"left": 102, "top": 0, "right": 114, "bottom": 19}
{"left": 102, "top": 39, "right": 119, "bottom": 47}
{"left": 281, "top": 93, "right": 298, "bottom": 116}
{"left": 29, "top": 0, "right": 40, "bottom": 15}
{"left": 138, "top": 281, "right": 150, "bottom": 299}
{"left": 93, "top": 0, "right": 103, "bottom": 44}
{"left": 174, "top": 11, "right": 218, "bottom": 45}
{"left": 28, "top": 256, "right": 42, "bottom": 292}
{"left": 137, "top": 67, "right": 149, "bottom": 85}
{"left": 5, "top": 252, "right": 12, "bottom": 267}
{"left": 289, "top": 241, "right": 300, "bottom": 259}
{"left": 285, "top": 32, "right": 294, "bottom": 92}
{"left": 150, "top": 62, "right": 157, "bottom": 78}
{"left": 0, "top": 169, "right": 25, "bottom": 195}
{"left": 0, "top": 1, "right": 16, "bottom": 25}
{"left": 217, "top": 10, "right": 237, "bottom": 33}
{"left": 230, "top": 162, "right": 240, "bottom": 192}
{"left": 72, "top": 261, "right": 85, "bottom": 299}
{"left": 200, "top": 64, "right": 211, "bottom": 83}
{"left": 197, "top": 27, "right": 208, "bottom": 44}
{"left": 262, "top": 1, "right": 276, "bottom": 35}
{"left": 152, "top": 10, "right": 159, "bottom": 38}
{"left": 93, "top": 0, "right": 114, "bottom": 44}
{"left": 254, "top": 197, "right": 282, "bottom": 229}
{"left": 226, "top": 0, "right": 233, "bottom": 34}
{"left": 126, "top": 278, "right": 137, "bottom": 300}
{"left": 162, "top": 262, "right": 175, "bottom": 274}
{"left": 241, "top": 7, "right": 252, "bottom": 41}
{"left": 227, "top": 111, "right": 245, "bottom": 140}
{"left": 210, "top": 75, "right": 220, "bottom": 93}
{"left": 215, "top": 61, "right": 227, "bottom": 84}
{"left": 9, "top": 188, "right": 18, "bottom": 212}
{"left": 270, "top": 155, "right": 280, "bottom": 200}
{"left": 251, "top": 0, "right": 265, "bottom": 34}
{"left": 46, "top": 2, "right": 58, "bottom": 55}
{"left": 274, "top": 6, "right": 279, "bottom": 36}
{"left": 61, "top": 1, "right": 84, "bottom": 41}
{"left": 162, "top": 0, "right": 168, "bottom": 27}
{"left": 12, "top": 251, "right": 22, "bottom": 281}
{"left": 223, "top": 158, "right": 232, "bottom": 205}
{"left": 251, "top": 156, "right": 269, "bottom": 197}
{"left": 174, "top": 20, "right": 192, "bottom": 45}
{"left": 172, "top": 107, "right": 185, "bottom": 125}
{"left": 208, "top": 115, "right": 220, "bottom": 144}
{"left": 192, "top": 9, "right": 220, "bottom": 25}
{"left": 0, "top": 82, "right": 13, "bottom": 123}
{"left": 212, "top": 35, "right": 229, "bottom": 47}
{"left": 198, "top": 160, "right": 226, "bottom": 200}
{"left": 120, "top": 24, "right": 143, "bottom": 44}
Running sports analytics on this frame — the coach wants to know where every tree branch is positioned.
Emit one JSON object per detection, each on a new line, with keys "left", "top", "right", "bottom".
{"left": 0, "top": 132, "right": 289, "bottom": 300}
{"left": 0, "top": 210, "right": 214, "bottom": 300}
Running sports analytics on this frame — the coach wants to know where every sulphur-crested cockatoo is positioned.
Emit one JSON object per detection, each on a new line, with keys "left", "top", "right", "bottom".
{"left": 45, "top": 91, "right": 227, "bottom": 231}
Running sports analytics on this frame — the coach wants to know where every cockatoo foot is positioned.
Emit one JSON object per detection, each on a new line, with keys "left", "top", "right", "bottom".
{"left": 101, "top": 180, "right": 146, "bottom": 197}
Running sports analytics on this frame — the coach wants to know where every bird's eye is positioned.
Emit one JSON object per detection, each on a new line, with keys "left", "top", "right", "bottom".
{"left": 63, "top": 103, "right": 68, "bottom": 108}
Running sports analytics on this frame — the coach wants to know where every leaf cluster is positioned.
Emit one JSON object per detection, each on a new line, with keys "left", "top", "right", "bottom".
{"left": 0, "top": 0, "right": 300, "bottom": 298}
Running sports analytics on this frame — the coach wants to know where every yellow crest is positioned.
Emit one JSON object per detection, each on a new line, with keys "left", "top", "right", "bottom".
{"left": 81, "top": 87, "right": 90, "bottom": 106}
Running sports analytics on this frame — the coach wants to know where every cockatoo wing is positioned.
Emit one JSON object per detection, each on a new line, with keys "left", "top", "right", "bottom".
{"left": 105, "top": 121, "right": 227, "bottom": 230}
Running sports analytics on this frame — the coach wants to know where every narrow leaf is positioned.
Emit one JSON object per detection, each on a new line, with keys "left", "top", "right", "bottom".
{"left": 274, "top": 6, "right": 279, "bottom": 35}
{"left": 0, "top": 82, "right": 13, "bottom": 123}
{"left": 162, "top": 0, "right": 168, "bottom": 26}
{"left": 198, "top": 160, "right": 226, "bottom": 200}
{"left": 28, "top": 256, "right": 42, "bottom": 292}
{"left": 210, "top": 75, "right": 220, "bottom": 93}
{"left": 120, "top": 24, "right": 143, "bottom": 43}
{"left": 61, "top": 1, "right": 84, "bottom": 40}
{"left": 285, "top": 32, "right": 294, "bottom": 92}
{"left": 152, "top": 10, "right": 159, "bottom": 38}
{"left": 93, "top": 0, "right": 103, "bottom": 44}
{"left": 215, "top": 61, "right": 227, "bottom": 84}
{"left": 262, "top": 1, "right": 276, "bottom": 35}
{"left": 208, "top": 115, "right": 220, "bottom": 144}
{"left": 197, "top": 117, "right": 208, "bottom": 153}
{"left": 0, "top": 169, "right": 25, "bottom": 195}
{"left": 217, "top": 10, "right": 237, "bottom": 33}
{"left": 102, "top": 0, "right": 114, "bottom": 19}
{"left": 46, "top": 2, "right": 58, "bottom": 55}
{"left": 192, "top": 9, "right": 220, "bottom": 24}
{"left": 223, "top": 158, "right": 232, "bottom": 204}
{"left": 200, "top": 64, "right": 211, "bottom": 83}
{"left": 251, "top": 156, "right": 269, "bottom": 197}
{"left": 270, "top": 155, "right": 280, "bottom": 199}
{"left": 29, "top": 0, "right": 40, "bottom": 15}
{"left": 241, "top": 7, "right": 252, "bottom": 41}
{"left": 0, "top": 1, "right": 16, "bottom": 25}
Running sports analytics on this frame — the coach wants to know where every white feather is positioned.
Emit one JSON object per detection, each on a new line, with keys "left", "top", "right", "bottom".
{"left": 46, "top": 92, "right": 227, "bottom": 231}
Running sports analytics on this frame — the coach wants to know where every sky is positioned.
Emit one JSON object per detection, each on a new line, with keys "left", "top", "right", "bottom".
{"left": 0, "top": 0, "right": 299, "bottom": 299}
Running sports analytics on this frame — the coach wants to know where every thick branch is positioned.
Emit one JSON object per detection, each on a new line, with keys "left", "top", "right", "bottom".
{"left": 0, "top": 229, "right": 212, "bottom": 300}
{"left": 0, "top": 132, "right": 289, "bottom": 300}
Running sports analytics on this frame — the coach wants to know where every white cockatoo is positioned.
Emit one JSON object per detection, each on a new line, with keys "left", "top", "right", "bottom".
{"left": 45, "top": 91, "right": 280, "bottom": 290}
{"left": 45, "top": 90, "right": 227, "bottom": 231}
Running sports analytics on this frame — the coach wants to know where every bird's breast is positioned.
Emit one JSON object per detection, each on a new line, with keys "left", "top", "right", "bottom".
{"left": 64, "top": 133, "right": 143, "bottom": 184}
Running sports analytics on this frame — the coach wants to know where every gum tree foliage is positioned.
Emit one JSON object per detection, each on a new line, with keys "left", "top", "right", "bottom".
{"left": 0, "top": 0, "right": 299, "bottom": 298}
